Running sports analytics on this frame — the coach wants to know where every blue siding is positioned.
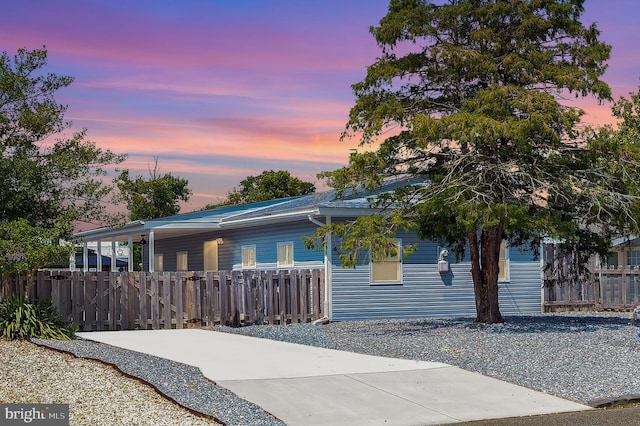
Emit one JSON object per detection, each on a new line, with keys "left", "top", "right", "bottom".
{"left": 330, "top": 231, "right": 541, "bottom": 321}
{"left": 148, "top": 219, "right": 323, "bottom": 271}
{"left": 224, "top": 220, "right": 323, "bottom": 269}
{"left": 331, "top": 261, "right": 542, "bottom": 321}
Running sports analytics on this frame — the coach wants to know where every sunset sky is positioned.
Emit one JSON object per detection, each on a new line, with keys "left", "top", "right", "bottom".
{"left": 2, "top": 0, "right": 640, "bottom": 218}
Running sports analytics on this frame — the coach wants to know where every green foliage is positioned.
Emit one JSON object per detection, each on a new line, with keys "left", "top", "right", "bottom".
{"left": 0, "top": 294, "right": 76, "bottom": 340}
{"left": 315, "top": 0, "right": 635, "bottom": 323}
{"left": 0, "top": 47, "right": 125, "bottom": 273}
{"left": 206, "top": 170, "right": 315, "bottom": 208}
{"left": 304, "top": 210, "right": 417, "bottom": 267}
{"left": 115, "top": 158, "right": 192, "bottom": 220}
{"left": 0, "top": 219, "right": 72, "bottom": 275}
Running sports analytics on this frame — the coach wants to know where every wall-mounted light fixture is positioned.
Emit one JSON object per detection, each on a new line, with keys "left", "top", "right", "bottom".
{"left": 139, "top": 234, "right": 147, "bottom": 245}
{"left": 215, "top": 237, "right": 224, "bottom": 244}
{"left": 438, "top": 248, "right": 450, "bottom": 273}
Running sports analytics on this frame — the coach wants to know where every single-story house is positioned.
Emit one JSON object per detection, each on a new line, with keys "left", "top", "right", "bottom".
{"left": 74, "top": 180, "right": 544, "bottom": 320}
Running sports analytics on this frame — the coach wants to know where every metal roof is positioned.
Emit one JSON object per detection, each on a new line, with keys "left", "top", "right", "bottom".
{"left": 74, "top": 177, "right": 423, "bottom": 242}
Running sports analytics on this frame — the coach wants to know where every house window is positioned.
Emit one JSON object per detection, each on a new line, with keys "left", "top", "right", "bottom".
{"left": 371, "top": 242, "right": 401, "bottom": 283}
{"left": 606, "top": 252, "right": 619, "bottom": 268}
{"left": 498, "top": 242, "right": 509, "bottom": 282}
{"left": 154, "top": 254, "right": 164, "bottom": 272}
{"left": 277, "top": 242, "right": 294, "bottom": 267}
{"left": 176, "top": 251, "right": 188, "bottom": 271}
{"left": 242, "top": 245, "right": 256, "bottom": 268}
{"left": 626, "top": 250, "right": 640, "bottom": 267}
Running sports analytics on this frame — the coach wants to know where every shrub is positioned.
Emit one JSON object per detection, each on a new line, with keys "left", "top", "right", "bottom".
{"left": 0, "top": 294, "right": 76, "bottom": 340}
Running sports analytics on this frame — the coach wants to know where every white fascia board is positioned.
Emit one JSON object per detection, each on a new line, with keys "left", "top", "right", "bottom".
{"left": 316, "top": 207, "right": 384, "bottom": 217}
{"left": 153, "top": 222, "right": 221, "bottom": 230}
{"left": 74, "top": 222, "right": 147, "bottom": 241}
{"left": 219, "top": 208, "right": 319, "bottom": 228}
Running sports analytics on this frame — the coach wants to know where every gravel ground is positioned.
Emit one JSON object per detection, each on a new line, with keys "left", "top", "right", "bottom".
{"left": 217, "top": 312, "right": 640, "bottom": 405}
{"left": 19, "top": 312, "right": 640, "bottom": 425}
{"left": 0, "top": 339, "right": 221, "bottom": 425}
{"left": 32, "top": 338, "right": 284, "bottom": 426}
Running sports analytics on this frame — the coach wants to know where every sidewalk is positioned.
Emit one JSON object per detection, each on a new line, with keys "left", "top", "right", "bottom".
{"left": 76, "top": 329, "right": 590, "bottom": 426}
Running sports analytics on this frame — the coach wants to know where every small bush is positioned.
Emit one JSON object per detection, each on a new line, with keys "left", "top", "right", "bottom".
{"left": 0, "top": 294, "right": 76, "bottom": 340}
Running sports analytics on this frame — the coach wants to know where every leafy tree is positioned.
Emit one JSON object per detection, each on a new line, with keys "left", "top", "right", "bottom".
{"left": 309, "top": 0, "right": 639, "bottom": 323}
{"left": 204, "top": 170, "right": 315, "bottom": 208}
{"left": 115, "top": 158, "right": 192, "bottom": 220}
{"left": 0, "top": 47, "right": 125, "bottom": 276}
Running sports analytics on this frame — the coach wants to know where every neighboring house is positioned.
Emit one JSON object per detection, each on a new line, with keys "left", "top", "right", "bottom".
{"left": 606, "top": 236, "right": 640, "bottom": 268}
{"left": 45, "top": 250, "right": 128, "bottom": 272}
{"left": 74, "top": 181, "right": 543, "bottom": 320}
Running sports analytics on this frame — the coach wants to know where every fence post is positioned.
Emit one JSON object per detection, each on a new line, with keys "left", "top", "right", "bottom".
{"left": 137, "top": 272, "right": 147, "bottom": 330}
{"left": 218, "top": 271, "right": 228, "bottom": 325}
{"left": 204, "top": 272, "right": 214, "bottom": 326}
{"left": 150, "top": 272, "right": 160, "bottom": 330}
{"left": 71, "top": 272, "right": 83, "bottom": 327}
{"left": 162, "top": 272, "right": 172, "bottom": 329}
{"left": 243, "top": 271, "right": 254, "bottom": 324}
{"left": 83, "top": 272, "right": 95, "bottom": 331}
{"left": 633, "top": 266, "right": 640, "bottom": 306}
{"left": 120, "top": 272, "right": 129, "bottom": 329}
{"left": 265, "top": 271, "right": 274, "bottom": 324}
{"left": 300, "top": 270, "right": 309, "bottom": 322}
{"left": 279, "top": 270, "right": 287, "bottom": 324}
{"left": 257, "top": 271, "right": 265, "bottom": 325}
{"left": 194, "top": 272, "right": 203, "bottom": 324}
{"left": 229, "top": 271, "right": 241, "bottom": 327}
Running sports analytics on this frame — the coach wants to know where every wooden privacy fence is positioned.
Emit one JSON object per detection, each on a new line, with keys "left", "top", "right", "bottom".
{"left": 544, "top": 267, "right": 640, "bottom": 312}
{"left": 1, "top": 269, "right": 324, "bottom": 330}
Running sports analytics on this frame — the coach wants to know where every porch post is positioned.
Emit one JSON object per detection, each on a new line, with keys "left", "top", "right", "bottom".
{"left": 83, "top": 241, "right": 89, "bottom": 272}
{"left": 128, "top": 235, "right": 133, "bottom": 272}
{"left": 111, "top": 238, "right": 117, "bottom": 272}
{"left": 148, "top": 229, "right": 155, "bottom": 272}
{"left": 97, "top": 240, "right": 103, "bottom": 272}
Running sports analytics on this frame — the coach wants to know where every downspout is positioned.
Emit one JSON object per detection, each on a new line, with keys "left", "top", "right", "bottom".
{"left": 308, "top": 214, "right": 332, "bottom": 322}
{"left": 540, "top": 240, "right": 545, "bottom": 313}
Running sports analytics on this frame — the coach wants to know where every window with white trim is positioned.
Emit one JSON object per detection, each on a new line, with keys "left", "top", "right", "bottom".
{"left": 242, "top": 245, "right": 256, "bottom": 268}
{"left": 176, "top": 251, "right": 188, "bottom": 271}
{"left": 627, "top": 250, "right": 640, "bottom": 267}
{"left": 498, "top": 242, "right": 509, "bottom": 282}
{"left": 371, "top": 241, "right": 402, "bottom": 283}
{"left": 154, "top": 254, "right": 164, "bottom": 272}
{"left": 277, "top": 242, "right": 294, "bottom": 267}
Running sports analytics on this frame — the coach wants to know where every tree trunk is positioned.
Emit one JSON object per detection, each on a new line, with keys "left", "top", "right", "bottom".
{"left": 469, "top": 225, "right": 504, "bottom": 324}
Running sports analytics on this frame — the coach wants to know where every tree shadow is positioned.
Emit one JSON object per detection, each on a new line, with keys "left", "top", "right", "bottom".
{"left": 325, "top": 314, "right": 639, "bottom": 336}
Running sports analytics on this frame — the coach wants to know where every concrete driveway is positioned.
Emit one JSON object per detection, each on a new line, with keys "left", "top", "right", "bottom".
{"left": 76, "top": 329, "right": 590, "bottom": 426}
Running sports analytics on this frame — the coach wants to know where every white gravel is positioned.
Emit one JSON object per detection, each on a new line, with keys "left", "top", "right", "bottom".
{"left": 0, "top": 339, "right": 221, "bottom": 426}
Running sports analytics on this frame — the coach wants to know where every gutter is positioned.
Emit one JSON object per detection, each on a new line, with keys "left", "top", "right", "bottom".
{"left": 308, "top": 214, "right": 333, "bottom": 321}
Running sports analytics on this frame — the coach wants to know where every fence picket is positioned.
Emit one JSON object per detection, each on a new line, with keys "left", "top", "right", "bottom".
{"left": 137, "top": 273, "right": 146, "bottom": 329}
{"left": 150, "top": 273, "right": 159, "bottom": 330}
{"left": 162, "top": 272, "right": 172, "bottom": 329}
